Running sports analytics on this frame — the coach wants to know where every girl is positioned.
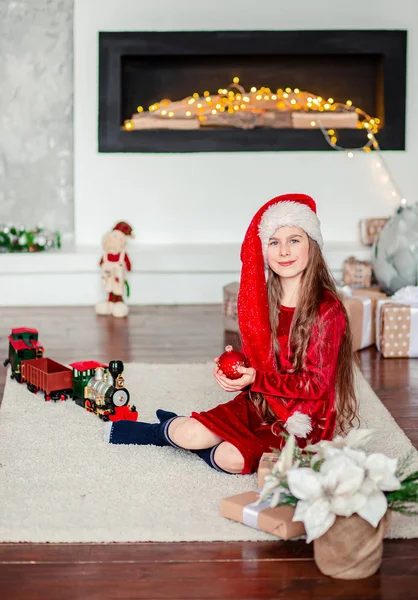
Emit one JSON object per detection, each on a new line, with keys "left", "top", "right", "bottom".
{"left": 105, "top": 194, "right": 358, "bottom": 475}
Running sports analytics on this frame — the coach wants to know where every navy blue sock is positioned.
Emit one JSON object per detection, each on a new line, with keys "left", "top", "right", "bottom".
{"left": 157, "top": 409, "right": 229, "bottom": 473}
{"left": 191, "top": 444, "right": 229, "bottom": 473}
{"left": 156, "top": 409, "right": 178, "bottom": 423}
{"left": 108, "top": 416, "right": 180, "bottom": 447}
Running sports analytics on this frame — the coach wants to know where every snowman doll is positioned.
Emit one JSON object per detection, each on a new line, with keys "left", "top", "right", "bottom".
{"left": 95, "top": 221, "right": 134, "bottom": 318}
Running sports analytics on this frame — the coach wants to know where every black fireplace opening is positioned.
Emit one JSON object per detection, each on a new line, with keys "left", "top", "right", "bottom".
{"left": 99, "top": 30, "right": 407, "bottom": 153}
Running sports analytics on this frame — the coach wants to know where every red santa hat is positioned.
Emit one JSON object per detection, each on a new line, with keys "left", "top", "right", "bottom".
{"left": 113, "top": 221, "right": 134, "bottom": 237}
{"left": 237, "top": 193, "right": 323, "bottom": 438}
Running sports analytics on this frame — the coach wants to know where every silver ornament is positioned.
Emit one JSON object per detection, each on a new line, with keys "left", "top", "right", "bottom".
{"left": 373, "top": 203, "right": 418, "bottom": 294}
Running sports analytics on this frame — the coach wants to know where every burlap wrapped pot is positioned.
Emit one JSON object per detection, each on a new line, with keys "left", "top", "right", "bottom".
{"left": 313, "top": 511, "right": 391, "bottom": 579}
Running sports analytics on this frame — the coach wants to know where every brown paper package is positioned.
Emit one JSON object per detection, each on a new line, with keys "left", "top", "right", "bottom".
{"left": 378, "top": 303, "right": 413, "bottom": 358}
{"left": 359, "top": 218, "right": 388, "bottom": 246}
{"left": 339, "top": 288, "right": 387, "bottom": 351}
{"left": 342, "top": 257, "right": 373, "bottom": 287}
{"left": 219, "top": 491, "right": 305, "bottom": 540}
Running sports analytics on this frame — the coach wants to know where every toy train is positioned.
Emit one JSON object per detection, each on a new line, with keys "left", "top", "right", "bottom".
{"left": 3, "top": 327, "right": 138, "bottom": 422}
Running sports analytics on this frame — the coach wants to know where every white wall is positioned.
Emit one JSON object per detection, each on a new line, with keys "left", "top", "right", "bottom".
{"left": 74, "top": 0, "right": 418, "bottom": 248}
{"left": 0, "top": 0, "right": 73, "bottom": 235}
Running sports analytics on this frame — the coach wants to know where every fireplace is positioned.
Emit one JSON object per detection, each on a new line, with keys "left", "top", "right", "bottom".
{"left": 98, "top": 30, "right": 407, "bottom": 153}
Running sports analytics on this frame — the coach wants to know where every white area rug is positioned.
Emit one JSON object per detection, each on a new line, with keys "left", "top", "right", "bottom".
{"left": 0, "top": 363, "right": 417, "bottom": 543}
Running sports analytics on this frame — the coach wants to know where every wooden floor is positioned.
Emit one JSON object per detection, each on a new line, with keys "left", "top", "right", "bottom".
{"left": 0, "top": 306, "right": 418, "bottom": 600}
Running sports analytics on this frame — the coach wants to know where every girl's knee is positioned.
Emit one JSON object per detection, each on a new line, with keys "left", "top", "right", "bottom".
{"left": 169, "top": 417, "right": 219, "bottom": 449}
{"left": 214, "top": 442, "right": 245, "bottom": 474}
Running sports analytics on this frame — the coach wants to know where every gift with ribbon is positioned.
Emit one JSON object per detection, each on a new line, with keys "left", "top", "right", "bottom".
{"left": 338, "top": 286, "right": 388, "bottom": 351}
{"left": 257, "top": 453, "right": 279, "bottom": 488}
{"left": 359, "top": 218, "right": 388, "bottom": 246}
{"left": 376, "top": 286, "right": 418, "bottom": 358}
{"left": 219, "top": 491, "right": 305, "bottom": 540}
{"left": 342, "top": 256, "right": 373, "bottom": 288}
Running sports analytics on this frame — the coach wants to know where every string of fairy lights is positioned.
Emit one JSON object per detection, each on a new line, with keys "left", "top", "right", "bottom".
{"left": 125, "top": 76, "right": 407, "bottom": 208}
{"left": 313, "top": 114, "right": 407, "bottom": 209}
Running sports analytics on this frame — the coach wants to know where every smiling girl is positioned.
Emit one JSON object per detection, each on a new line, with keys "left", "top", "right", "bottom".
{"left": 105, "top": 194, "right": 358, "bottom": 475}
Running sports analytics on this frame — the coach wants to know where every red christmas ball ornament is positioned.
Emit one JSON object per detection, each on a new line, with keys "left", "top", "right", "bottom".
{"left": 218, "top": 345, "right": 250, "bottom": 379}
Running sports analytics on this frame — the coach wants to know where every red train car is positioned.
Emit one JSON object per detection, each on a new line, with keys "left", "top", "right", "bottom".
{"left": 21, "top": 357, "right": 73, "bottom": 401}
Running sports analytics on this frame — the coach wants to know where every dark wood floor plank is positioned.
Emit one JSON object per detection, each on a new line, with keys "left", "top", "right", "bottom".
{"left": 0, "top": 538, "right": 417, "bottom": 564}
{"left": 0, "top": 541, "right": 312, "bottom": 563}
{"left": 2, "top": 561, "right": 417, "bottom": 600}
{"left": 1, "top": 306, "right": 418, "bottom": 599}
{"left": 0, "top": 563, "right": 398, "bottom": 600}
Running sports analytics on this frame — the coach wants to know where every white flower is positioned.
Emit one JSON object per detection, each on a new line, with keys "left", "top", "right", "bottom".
{"left": 318, "top": 448, "right": 400, "bottom": 528}
{"left": 288, "top": 455, "right": 366, "bottom": 542}
{"left": 344, "top": 450, "right": 401, "bottom": 527}
{"left": 289, "top": 469, "right": 337, "bottom": 543}
{"left": 337, "top": 447, "right": 400, "bottom": 492}
{"left": 356, "top": 490, "right": 388, "bottom": 528}
{"left": 305, "top": 428, "right": 374, "bottom": 464}
{"left": 364, "top": 453, "right": 400, "bottom": 491}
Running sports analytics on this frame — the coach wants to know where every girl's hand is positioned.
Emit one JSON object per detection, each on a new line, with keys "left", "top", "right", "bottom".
{"left": 213, "top": 358, "right": 256, "bottom": 392}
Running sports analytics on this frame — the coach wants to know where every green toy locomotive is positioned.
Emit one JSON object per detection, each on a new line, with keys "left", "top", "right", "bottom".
{"left": 71, "top": 359, "right": 135, "bottom": 421}
{"left": 3, "top": 328, "right": 44, "bottom": 383}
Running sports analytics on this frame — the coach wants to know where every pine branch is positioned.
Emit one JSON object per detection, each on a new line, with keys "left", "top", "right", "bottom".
{"left": 277, "top": 493, "right": 298, "bottom": 506}
{"left": 400, "top": 470, "right": 418, "bottom": 484}
{"left": 386, "top": 481, "right": 418, "bottom": 506}
{"left": 396, "top": 451, "right": 416, "bottom": 479}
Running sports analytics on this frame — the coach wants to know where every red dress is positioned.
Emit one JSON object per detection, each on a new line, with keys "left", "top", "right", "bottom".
{"left": 191, "top": 291, "right": 346, "bottom": 474}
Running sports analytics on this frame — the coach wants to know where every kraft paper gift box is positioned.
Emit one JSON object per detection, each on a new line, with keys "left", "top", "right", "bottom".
{"left": 376, "top": 287, "right": 418, "bottom": 358}
{"left": 359, "top": 218, "right": 388, "bottom": 246}
{"left": 257, "top": 452, "right": 279, "bottom": 488}
{"left": 342, "top": 256, "right": 373, "bottom": 288}
{"left": 338, "top": 287, "right": 388, "bottom": 351}
{"left": 219, "top": 491, "right": 305, "bottom": 540}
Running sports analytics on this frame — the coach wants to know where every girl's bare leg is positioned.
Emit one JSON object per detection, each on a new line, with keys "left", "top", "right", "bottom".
{"left": 168, "top": 416, "right": 222, "bottom": 449}
{"left": 168, "top": 417, "right": 245, "bottom": 474}
{"left": 213, "top": 442, "right": 245, "bottom": 474}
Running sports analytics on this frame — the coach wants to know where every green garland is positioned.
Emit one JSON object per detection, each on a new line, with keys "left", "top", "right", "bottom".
{"left": 0, "top": 226, "right": 61, "bottom": 253}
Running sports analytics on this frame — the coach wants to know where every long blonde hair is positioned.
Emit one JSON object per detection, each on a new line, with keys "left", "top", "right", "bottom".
{"left": 251, "top": 238, "right": 358, "bottom": 435}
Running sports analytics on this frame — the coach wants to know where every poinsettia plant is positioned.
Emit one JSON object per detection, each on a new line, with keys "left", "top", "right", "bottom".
{"left": 258, "top": 430, "right": 418, "bottom": 543}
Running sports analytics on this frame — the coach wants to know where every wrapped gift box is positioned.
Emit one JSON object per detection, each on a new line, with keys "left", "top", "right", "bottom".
{"left": 257, "top": 452, "right": 279, "bottom": 488}
{"left": 376, "top": 290, "right": 418, "bottom": 357}
{"left": 220, "top": 491, "right": 305, "bottom": 540}
{"left": 223, "top": 281, "right": 239, "bottom": 333}
{"left": 359, "top": 218, "right": 388, "bottom": 246}
{"left": 342, "top": 256, "right": 373, "bottom": 288}
{"left": 338, "top": 287, "right": 388, "bottom": 351}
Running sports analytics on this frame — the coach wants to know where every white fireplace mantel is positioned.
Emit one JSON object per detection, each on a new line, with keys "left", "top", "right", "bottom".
{"left": 0, "top": 240, "right": 371, "bottom": 306}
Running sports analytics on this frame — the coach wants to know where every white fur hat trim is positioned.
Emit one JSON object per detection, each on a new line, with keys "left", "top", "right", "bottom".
{"left": 285, "top": 411, "right": 313, "bottom": 438}
{"left": 258, "top": 201, "right": 323, "bottom": 257}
